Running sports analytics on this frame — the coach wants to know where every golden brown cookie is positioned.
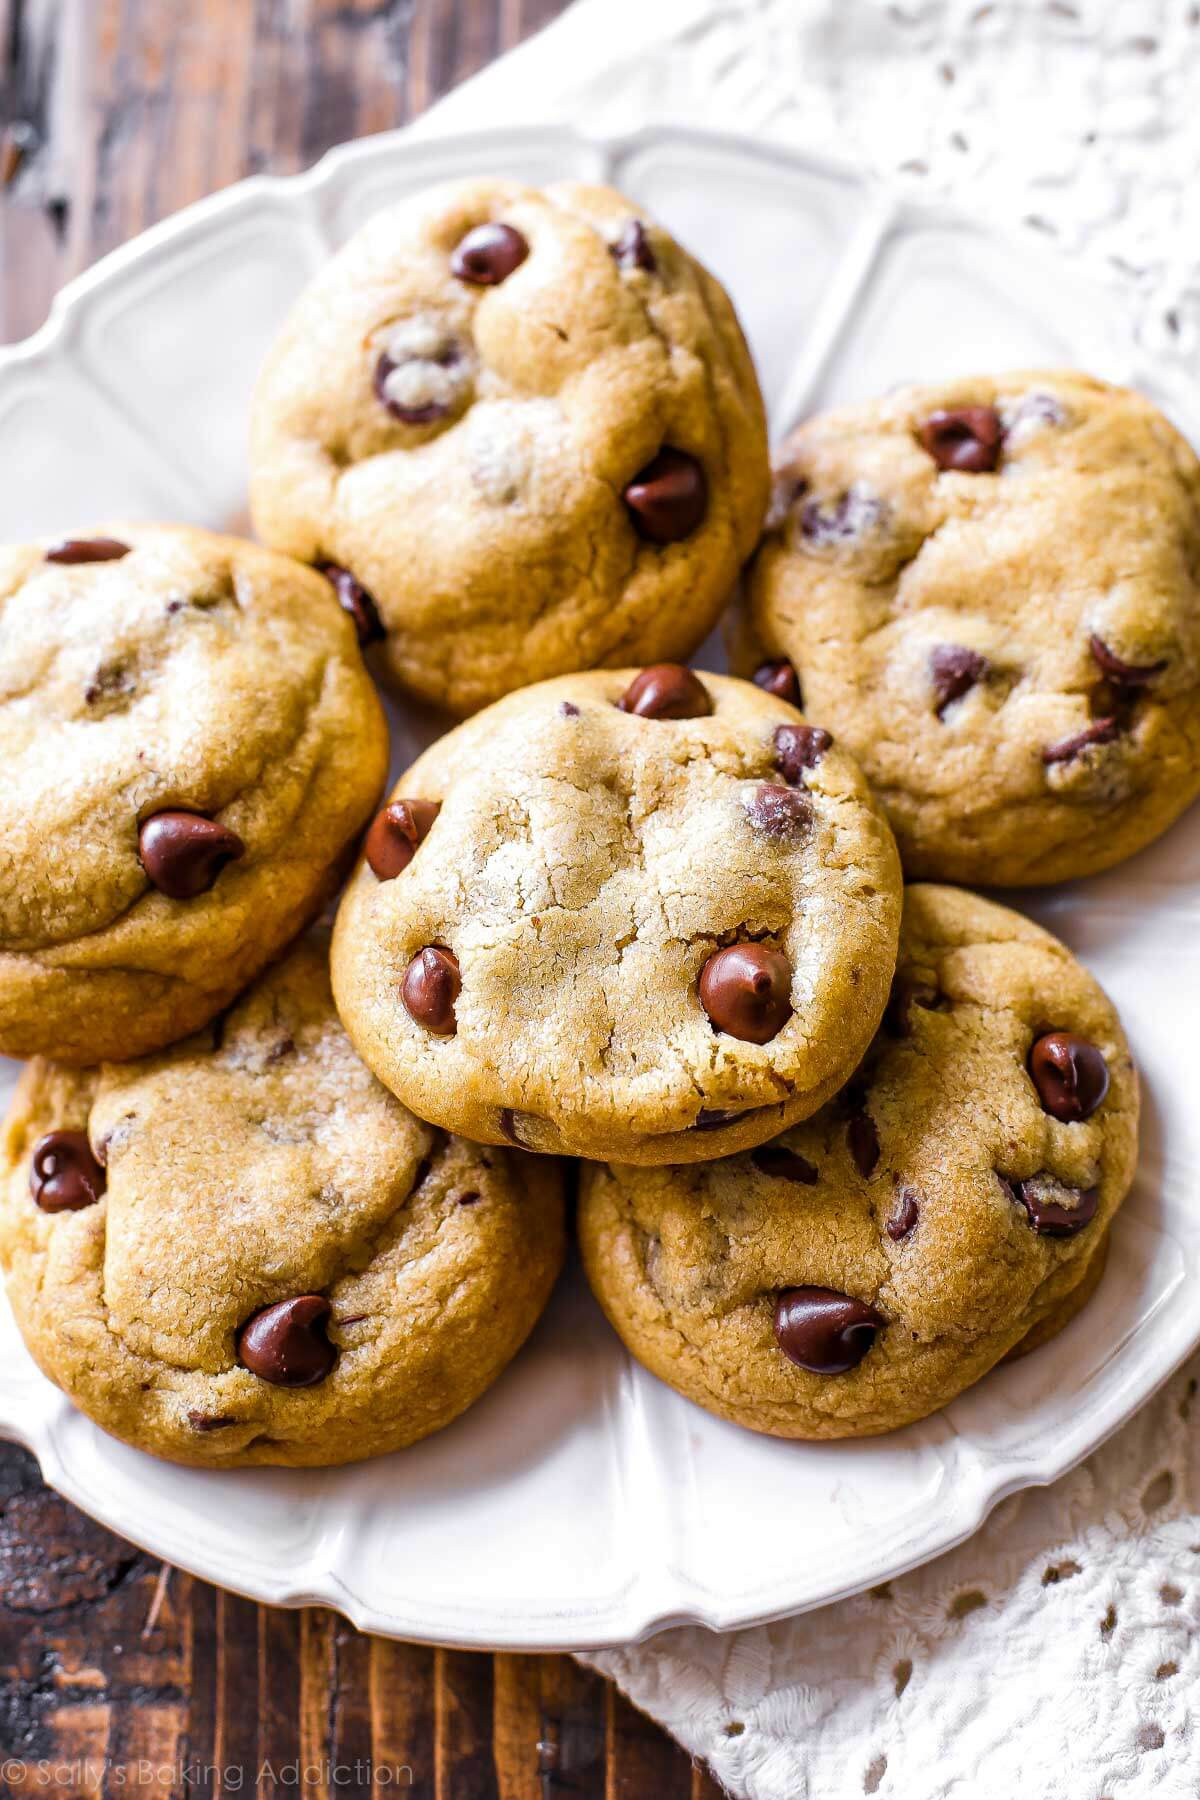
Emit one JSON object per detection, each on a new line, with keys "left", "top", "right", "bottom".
{"left": 250, "top": 178, "right": 769, "bottom": 714}
{"left": 0, "top": 525, "right": 388, "bottom": 1063}
{"left": 579, "top": 885, "right": 1137, "bottom": 1437}
{"left": 736, "top": 370, "right": 1200, "bottom": 884}
{"left": 331, "top": 666, "right": 902, "bottom": 1164}
{"left": 0, "top": 936, "right": 565, "bottom": 1467}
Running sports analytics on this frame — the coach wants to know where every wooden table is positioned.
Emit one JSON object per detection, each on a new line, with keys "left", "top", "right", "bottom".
{"left": 0, "top": 5, "right": 721, "bottom": 1791}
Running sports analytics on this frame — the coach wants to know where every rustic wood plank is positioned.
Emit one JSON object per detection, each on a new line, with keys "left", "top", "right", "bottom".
{"left": 606, "top": 1681, "right": 702, "bottom": 1797}
{"left": 370, "top": 1638, "right": 434, "bottom": 1796}
{"left": 434, "top": 1647, "right": 494, "bottom": 1798}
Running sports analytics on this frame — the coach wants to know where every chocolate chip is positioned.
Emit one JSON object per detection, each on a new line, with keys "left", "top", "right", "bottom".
{"left": 622, "top": 449, "right": 707, "bottom": 543}
{"left": 611, "top": 219, "right": 656, "bottom": 272}
{"left": 29, "top": 1131, "right": 106, "bottom": 1213}
{"left": 886, "top": 1187, "right": 920, "bottom": 1240}
{"left": 1028, "top": 1031, "right": 1110, "bottom": 1122}
{"left": 1088, "top": 635, "right": 1167, "bottom": 689}
{"left": 930, "top": 645, "right": 988, "bottom": 717}
{"left": 84, "top": 659, "right": 136, "bottom": 708}
{"left": 753, "top": 659, "right": 802, "bottom": 706}
{"left": 1007, "top": 1173, "right": 1099, "bottom": 1238}
{"left": 618, "top": 664, "right": 712, "bottom": 720}
{"left": 498, "top": 1107, "right": 547, "bottom": 1147}
{"left": 885, "top": 968, "right": 945, "bottom": 1038}
{"left": 745, "top": 783, "right": 812, "bottom": 838}
{"left": 373, "top": 350, "right": 453, "bottom": 425}
{"left": 457, "top": 1190, "right": 482, "bottom": 1206}
{"left": 44, "top": 537, "right": 131, "bottom": 565}
{"left": 751, "top": 1145, "right": 818, "bottom": 1184}
{"left": 139, "top": 811, "right": 246, "bottom": 899}
{"left": 236, "top": 1296, "right": 335, "bottom": 1386}
{"left": 848, "top": 1110, "right": 880, "bottom": 1178}
{"left": 773, "top": 722, "right": 832, "bottom": 781}
{"left": 918, "top": 406, "right": 1003, "bottom": 473}
{"left": 402, "top": 946, "right": 460, "bottom": 1035}
{"left": 1042, "top": 717, "right": 1120, "bottom": 765}
{"left": 799, "top": 484, "right": 885, "bottom": 547}
{"left": 365, "top": 798, "right": 440, "bottom": 881}
{"left": 317, "top": 562, "right": 385, "bottom": 647}
{"left": 450, "top": 222, "right": 528, "bottom": 285}
{"left": 558, "top": 701, "right": 580, "bottom": 718}
{"left": 699, "top": 944, "right": 792, "bottom": 1044}
{"left": 773, "top": 1287, "right": 884, "bottom": 1374}
{"left": 187, "top": 1412, "right": 236, "bottom": 1433}
{"left": 693, "top": 1108, "right": 741, "bottom": 1131}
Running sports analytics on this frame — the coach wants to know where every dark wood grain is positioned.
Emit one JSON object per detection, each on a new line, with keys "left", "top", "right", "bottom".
{"left": 0, "top": 4, "right": 724, "bottom": 1793}
{"left": 0, "top": 1441, "right": 724, "bottom": 1796}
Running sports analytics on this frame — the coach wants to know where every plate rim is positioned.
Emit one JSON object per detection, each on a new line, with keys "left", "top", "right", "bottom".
{"left": 1, "top": 116, "right": 1198, "bottom": 1652}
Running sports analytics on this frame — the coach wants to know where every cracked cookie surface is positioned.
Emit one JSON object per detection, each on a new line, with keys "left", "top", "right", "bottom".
{"left": 0, "top": 524, "right": 389, "bottom": 1062}
{"left": 331, "top": 667, "right": 902, "bottom": 1164}
{"left": 578, "top": 884, "right": 1138, "bottom": 1437}
{"left": 249, "top": 178, "right": 769, "bottom": 715}
{"left": 0, "top": 936, "right": 565, "bottom": 1467}
{"left": 735, "top": 370, "right": 1200, "bottom": 885}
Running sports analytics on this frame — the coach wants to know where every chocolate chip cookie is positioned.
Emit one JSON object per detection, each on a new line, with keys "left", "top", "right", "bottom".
{"left": 331, "top": 666, "right": 902, "bottom": 1164}
{"left": 736, "top": 371, "right": 1200, "bottom": 885}
{"left": 0, "top": 525, "right": 388, "bottom": 1062}
{"left": 249, "top": 178, "right": 769, "bottom": 715}
{"left": 578, "top": 883, "right": 1137, "bottom": 1437}
{"left": 0, "top": 936, "right": 565, "bottom": 1467}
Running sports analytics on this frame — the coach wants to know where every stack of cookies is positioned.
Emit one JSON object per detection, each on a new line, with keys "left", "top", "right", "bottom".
{"left": 3, "top": 174, "right": 1191, "bottom": 1467}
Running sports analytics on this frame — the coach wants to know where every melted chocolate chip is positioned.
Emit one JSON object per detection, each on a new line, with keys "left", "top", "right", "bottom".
{"left": 884, "top": 969, "right": 946, "bottom": 1038}
{"left": 693, "top": 1108, "right": 741, "bottom": 1131}
{"left": 847, "top": 1110, "right": 880, "bottom": 1179}
{"left": 1007, "top": 1173, "right": 1099, "bottom": 1238}
{"left": 886, "top": 1187, "right": 920, "bottom": 1241}
{"left": 45, "top": 537, "right": 131, "bottom": 565}
{"left": 753, "top": 659, "right": 802, "bottom": 706}
{"left": 402, "top": 947, "right": 460, "bottom": 1035}
{"left": 373, "top": 350, "right": 453, "bottom": 425}
{"left": 699, "top": 944, "right": 793, "bottom": 1044}
{"left": 187, "top": 1412, "right": 236, "bottom": 1433}
{"left": 611, "top": 219, "right": 656, "bottom": 272}
{"left": 618, "top": 664, "right": 712, "bottom": 719}
{"left": 450, "top": 222, "right": 528, "bottom": 285}
{"left": 30, "top": 1131, "right": 106, "bottom": 1213}
{"left": 236, "top": 1296, "right": 335, "bottom": 1386}
{"left": 317, "top": 562, "right": 385, "bottom": 647}
{"left": 1088, "top": 635, "right": 1167, "bottom": 689}
{"left": 773, "top": 722, "right": 832, "bottom": 782}
{"left": 499, "top": 1107, "right": 522, "bottom": 1144}
{"left": 365, "top": 798, "right": 441, "bottom": 881}
{"left": 457, "top": 1190, "right": 482, "bottom": 1206}
{"left": 773, "top": 1287, "right": 884, "bottom": 1374}
{"left": 799, "top": 485, "right": 885, "bottom": 547}
{"left": 139, "top": 811, "right": 246, "bottom": 899}
{"left": 1028, "top": 1031, "right": 1110, "bottom": 1122}
{"left": 622, "top": 449, "right": 707, "bottom": 543}
{"left": 1042, "top": 717, "right": 1120, "bottom": 765}
{"left": 746, "top": 784, "right": 812, "bottom": 839}
{"left": 918, "top": 406, "right": 1003, "bottom": 473}
{"left": 751, "top": 1145, "right": 818, "bottom": 1185}
{"left": 930, "top": 645, "right": 989, "bottom": 718}
{"left": 498, "top": 1108, "right": 544, "bottom": 1147}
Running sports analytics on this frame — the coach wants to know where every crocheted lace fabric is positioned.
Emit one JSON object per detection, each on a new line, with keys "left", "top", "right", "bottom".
{"left": 423, "top": 5, "right": 1200, "bottom": 1792}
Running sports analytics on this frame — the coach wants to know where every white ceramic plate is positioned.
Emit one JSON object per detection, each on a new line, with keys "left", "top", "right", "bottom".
{"left": 1, "top": 123, "right": 1198, "bottom": 1653}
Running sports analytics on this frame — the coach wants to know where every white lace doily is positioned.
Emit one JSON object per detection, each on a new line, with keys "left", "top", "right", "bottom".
{"left": 420, "top": 5, "right": 1200, "bottom": 1793}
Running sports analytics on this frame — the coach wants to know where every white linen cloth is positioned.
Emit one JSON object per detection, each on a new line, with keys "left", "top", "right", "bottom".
{"left": 416, "top": 5, "right": 1200, "bottom": 1793}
